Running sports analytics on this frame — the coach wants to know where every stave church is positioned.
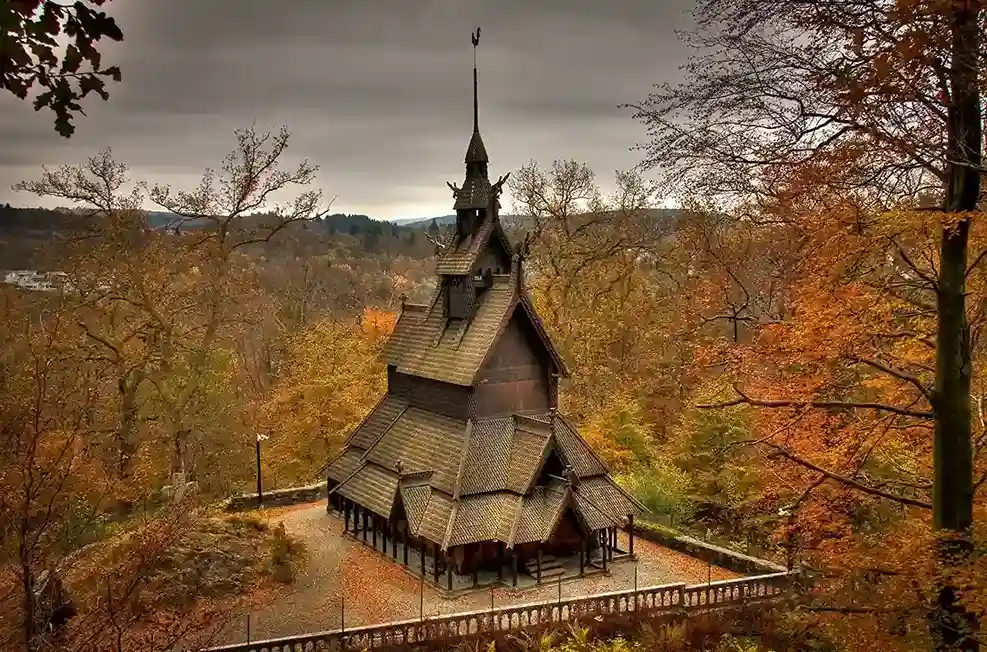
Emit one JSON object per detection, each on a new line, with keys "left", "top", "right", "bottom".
{"left": 325, "top": 30, "right": 644, "bottom": 590}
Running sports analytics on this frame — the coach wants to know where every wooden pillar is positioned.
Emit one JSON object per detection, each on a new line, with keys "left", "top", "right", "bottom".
{"left": 420, "top": 540, "right": 426, "bottom": 576}
{"left": 372, "top": 515, "right": 378, "bottom": 549}
{"left": 343, "top": 499, "right": 350, "bottom": 532}
{"left": 628, "top": 515, "right": 635, "bottom": 558}
{"left": 601, "top": 530, "right": 608, "bottom": 572}
{"left": 382, "top": 520, "right": 388, "bottom": 552}
{"left": 432, "top": 543, "right": 440, "bottom": 582}
{"left": 446, "top": 550, "right": 454, "bottom": 590}
{"left": 362, "top": 509, "right": 369, "bottom": 542}
{"left": 402, "top": 529, "right": 409, "bottom": 565}
{"left": 536, "top": 546, "right": 542, "bottom": 584}
{"left": 511, "top": 550, "right": 518, "bottom": 587}
{"left": 392, "top": 524, "right": 398, "bottom": 558}
{"left": 579, "top": 537, "right": 585, "bottom": 576}
{"left": 497, "top": 542, "right": 504, "bottom": 582}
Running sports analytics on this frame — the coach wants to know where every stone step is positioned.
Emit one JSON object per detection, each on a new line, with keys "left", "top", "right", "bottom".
{"left": 523, "top": 555, "right": 565, "bottom": 577}
{"left": 523, "top": 554, "right": 562, "bottom": 568}
{"left": 526, "top": 565, "right": 566, "bottom": 580}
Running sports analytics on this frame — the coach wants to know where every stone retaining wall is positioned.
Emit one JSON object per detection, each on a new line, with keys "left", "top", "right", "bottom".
{"left": 633, "top": 524, "right": 787, "bottom": 575}
{"left": 226, "top": 483, "right": 326, "bottom": 511}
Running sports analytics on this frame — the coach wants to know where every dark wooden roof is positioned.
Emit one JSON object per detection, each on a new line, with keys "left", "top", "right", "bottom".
{"left": 434, "top": 208, "right": 511, "bottom": 275}
{"left": 383, "top": 271, "right": 570, "bottom": 385}
{"left": 327, "top": 407, "right": 644, "bottom": 550}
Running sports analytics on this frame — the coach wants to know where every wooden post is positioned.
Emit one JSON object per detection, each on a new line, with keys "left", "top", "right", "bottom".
{"left": 420, "top": 540, "right": 426, "bottom": 576}
{"left": 402, "top": 529, "right": 408, "bottom": 565}
{"left": 446, "top": 550, "right": 454, "bottom": 590}
{"left": 343, "top": 500, "right": 350, "bottom": 532}
{"left": 579, "top": 538, "right": 585, "bottom": 576}
{"left": 381, "top": 520, "right": 387, "bottom": 552}
{"left": 601, "top": 530, "right": 608, "bottom": 572}
{"left": 391, "top": 524, "right": 398, "bottom": 558}
{"left": 433, "top": 543, "right": 440, "bottom": 582}
{"left": 511, "top": 551, "right": 518, "bottom": 587}
{"left": 497, "top": 542, "right": 504, "bottom": 582}
{"left": 372, "top": 515, "right": 378, "bottom": 549}
{"left": 362, "top": 509, "right": 369, "bottom": 542}
{"left": 536, "top": 546, "right": 542, "bottom": 584}
{"left": 628, "top": 515, "right": 635, "bottom": 558}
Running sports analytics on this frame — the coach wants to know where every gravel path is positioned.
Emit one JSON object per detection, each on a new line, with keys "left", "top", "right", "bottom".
{"left": 213, "top": 503, "right": 737, "bottom": 645}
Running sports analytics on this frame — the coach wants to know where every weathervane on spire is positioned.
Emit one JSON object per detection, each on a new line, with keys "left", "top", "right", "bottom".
{"left": 471, "top": 26, "right": 481, "bottom": 134}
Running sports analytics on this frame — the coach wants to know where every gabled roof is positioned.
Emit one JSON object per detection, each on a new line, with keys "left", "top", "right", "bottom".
{"left": 435, "top": 209, "right": 513, "bottom": 275}
{"left": 383, "top": 275, "right": 570, "bottom": 385}
{"left": 328, "top": 404, "right": 645, "bottom": 550}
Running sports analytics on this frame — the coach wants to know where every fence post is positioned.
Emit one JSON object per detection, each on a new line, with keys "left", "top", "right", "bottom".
{"left": 245, "top": 614, "right": 250, "bottom": 645}
{"left": 557, "top": 575, "right": 562, "bottom": 621}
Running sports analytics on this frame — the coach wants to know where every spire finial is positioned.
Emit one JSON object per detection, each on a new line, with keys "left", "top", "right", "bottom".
{"left": 471, "top": 26, "right": 481, "bottom": 133}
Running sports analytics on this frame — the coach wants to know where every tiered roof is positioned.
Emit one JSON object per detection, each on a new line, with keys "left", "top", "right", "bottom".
{"left": 327, "top": 404, "right": 641, "bottom": 550}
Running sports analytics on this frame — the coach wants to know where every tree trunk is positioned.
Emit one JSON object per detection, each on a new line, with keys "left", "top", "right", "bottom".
{"left": 19, "top": 536, "right": 35, "bottom": 651}
{"left": 932, "top": 2, "right": 980, "bottom": 649}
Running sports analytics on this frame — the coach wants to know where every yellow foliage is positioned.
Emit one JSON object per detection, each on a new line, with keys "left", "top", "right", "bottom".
{"left": 259, "top": 315, "right": 387, "bottom": 485}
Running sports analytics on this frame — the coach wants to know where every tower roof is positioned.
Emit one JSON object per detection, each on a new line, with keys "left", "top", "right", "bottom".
{"left": 451, "top": 26, "right": 491, "bottom": 211}
{"left": 465, "top": 129, "right": 488, "bottom": 164}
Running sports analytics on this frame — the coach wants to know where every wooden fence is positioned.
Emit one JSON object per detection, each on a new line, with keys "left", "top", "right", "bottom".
{"left": 206, "top": 571, "right": 793, "bottom": 652}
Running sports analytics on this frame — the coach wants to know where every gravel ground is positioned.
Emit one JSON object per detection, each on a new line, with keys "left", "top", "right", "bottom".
{"left": 212, "top": 502, "right": 737, "bottom": 645}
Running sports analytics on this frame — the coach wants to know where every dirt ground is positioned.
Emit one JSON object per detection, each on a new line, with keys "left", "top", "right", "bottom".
{"left": 212, "top": 502, "right": 737, "bottom": 646}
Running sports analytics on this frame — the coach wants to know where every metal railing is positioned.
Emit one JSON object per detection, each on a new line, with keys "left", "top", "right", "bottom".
{"left": 206, "top": 571, "right": 793, "bottom": 652}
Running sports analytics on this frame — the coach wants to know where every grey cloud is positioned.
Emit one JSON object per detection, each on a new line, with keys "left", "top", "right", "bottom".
{"left": 1, "top": 0, "right": 694, "bottom": 218}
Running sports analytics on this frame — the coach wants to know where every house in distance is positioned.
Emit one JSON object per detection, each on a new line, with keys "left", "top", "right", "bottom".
{"left": 325, "top": 30, "right": 644, "bottom": 590}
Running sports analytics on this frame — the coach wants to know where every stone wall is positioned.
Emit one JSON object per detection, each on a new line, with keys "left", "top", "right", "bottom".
{"left": 226, "top": 483, "right": 326, "bottom": 511}
{"left": 633, "top": 523, "right": 787, "bottom": 575}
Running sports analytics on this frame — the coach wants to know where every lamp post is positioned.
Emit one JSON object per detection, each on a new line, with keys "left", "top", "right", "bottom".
{"left": 256, "top": 433, "right": 269, "bottom": 508}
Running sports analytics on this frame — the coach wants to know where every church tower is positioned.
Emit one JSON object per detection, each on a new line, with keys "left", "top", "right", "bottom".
{"left": 325, "top": 28, "right": 643, "bottom": 588}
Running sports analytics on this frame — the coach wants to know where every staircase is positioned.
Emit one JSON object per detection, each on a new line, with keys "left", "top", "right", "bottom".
{"left": 524, "top": 554, "right": 566, "bottom": 581}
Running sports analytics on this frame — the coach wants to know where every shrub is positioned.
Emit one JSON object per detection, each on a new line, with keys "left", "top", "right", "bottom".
{"left": 616, "top": 458, "right": 694, "bottom": 524}
{"left": 267, "top": 521, "right": 305, "bottom": 584}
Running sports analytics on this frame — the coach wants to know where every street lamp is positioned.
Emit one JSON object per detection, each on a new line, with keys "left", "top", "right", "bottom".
{"left": 256, "top": 433, "right": 269, "bottom": 508}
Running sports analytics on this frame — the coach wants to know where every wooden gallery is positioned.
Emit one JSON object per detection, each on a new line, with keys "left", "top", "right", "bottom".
{"left": 325, "top": 39, "right": 644, "bottom": 591}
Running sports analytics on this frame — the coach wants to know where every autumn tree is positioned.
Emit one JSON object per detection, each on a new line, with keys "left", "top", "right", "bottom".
{"left": 633, "top": 1, "right": 984, "bottom": 648}
{"left": 2, "top": 0, "right": 124, "bottom": 137}
{"left": 258, "top": 308, "right": 392, "bottom": 485}
{"left": 508, "top": 160, "right": 690, "bottom": 430}
{"left": 13, "top": 126, "right": 332, "bottom": 490}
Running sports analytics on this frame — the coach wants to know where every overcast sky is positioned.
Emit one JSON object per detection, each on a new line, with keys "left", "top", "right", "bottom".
{"left": 1, "top": 0, "right": 695, "bottom": 220}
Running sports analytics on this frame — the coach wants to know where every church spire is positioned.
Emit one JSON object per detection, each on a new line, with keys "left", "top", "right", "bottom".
{"left": 465, "top": 26, "right": 488, "bottom": 166}
{"left": 472, "top": 26, "right": 480, "bottom": 134}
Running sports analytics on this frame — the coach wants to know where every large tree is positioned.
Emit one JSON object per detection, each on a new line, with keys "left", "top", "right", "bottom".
{"left": 2, "top": 0, "right": 123, "bottom": 137}
{"left": 632, "top": 1, "right": 983, "bottom": 649}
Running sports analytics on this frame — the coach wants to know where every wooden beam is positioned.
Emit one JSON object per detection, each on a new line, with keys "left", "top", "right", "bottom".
{"left": 628, "top": 515, "right": 635, "bottom": 558}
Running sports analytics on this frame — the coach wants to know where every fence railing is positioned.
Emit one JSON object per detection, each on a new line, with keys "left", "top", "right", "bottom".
{"left": 206, "top": 571, "right": 793, "bottom": 652}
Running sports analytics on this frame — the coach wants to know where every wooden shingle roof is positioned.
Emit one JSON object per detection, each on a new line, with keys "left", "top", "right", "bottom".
{"left": 434, "top": 210, "right": 512, "bottom": 275}
{"left": 328, "top": 402, "right": 645, "bottom": 550}
{"left": 383, "top": 278, "right": 515, "bottom": 385}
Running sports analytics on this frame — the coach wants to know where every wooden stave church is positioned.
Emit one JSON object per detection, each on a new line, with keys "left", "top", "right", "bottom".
{"left": 325, "top": 38, "right": 644, "bottom": 588}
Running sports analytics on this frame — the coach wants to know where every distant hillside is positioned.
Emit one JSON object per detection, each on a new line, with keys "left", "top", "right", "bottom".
{"left": 391, "top": 215, "right": 456, "bottom": 229}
